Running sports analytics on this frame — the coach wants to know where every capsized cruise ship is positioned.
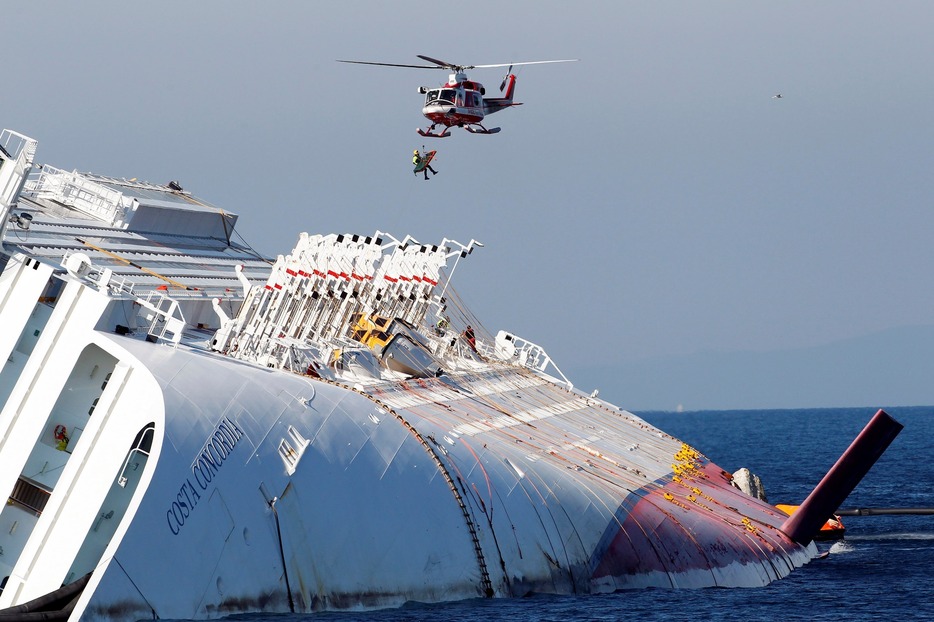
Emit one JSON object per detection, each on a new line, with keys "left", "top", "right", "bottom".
{"left": 0, "top": 129, "right": 901, "bottom": 620}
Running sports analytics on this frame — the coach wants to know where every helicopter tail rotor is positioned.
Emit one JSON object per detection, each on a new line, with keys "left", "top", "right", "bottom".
{"left": 499, "top": 65, "right": 514, "bottom": 92}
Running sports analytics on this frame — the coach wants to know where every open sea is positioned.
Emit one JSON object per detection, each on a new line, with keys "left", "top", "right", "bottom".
{"left": 190, "top": 406, "right": 934, "bottom": 622}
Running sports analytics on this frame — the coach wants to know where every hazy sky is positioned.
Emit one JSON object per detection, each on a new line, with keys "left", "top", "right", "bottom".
{"left": 5, "top": 2, "right": 934, "bottom": 407}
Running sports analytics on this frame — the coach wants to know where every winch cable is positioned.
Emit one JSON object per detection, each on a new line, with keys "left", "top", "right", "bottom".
{"left": 75, "top": 237, "right": 197, "bottom": 290}
{"left": 836, "top": 507, "right": 934, "bottom": 516}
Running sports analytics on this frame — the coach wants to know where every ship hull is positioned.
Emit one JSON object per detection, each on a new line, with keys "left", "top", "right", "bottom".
{"left": 57, "top": 340, "right": 813, "bottom": 619}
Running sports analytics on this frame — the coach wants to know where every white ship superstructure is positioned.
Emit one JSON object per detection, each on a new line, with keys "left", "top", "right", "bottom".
{"left": 0, "top": 129, "right": 897, "bottom": 621}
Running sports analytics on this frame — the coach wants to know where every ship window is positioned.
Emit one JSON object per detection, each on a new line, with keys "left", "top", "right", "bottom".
{"left": 8, "top": 477, "right": 51, "bottom": 516}
{"left": 38, "top": 277, "right": 64, "bottom": 305}
{"left": 373, "top": 316, "right": 390, "bottom": 329}
{"left": 117, "top": 423, "right": 154, "bottom": 487}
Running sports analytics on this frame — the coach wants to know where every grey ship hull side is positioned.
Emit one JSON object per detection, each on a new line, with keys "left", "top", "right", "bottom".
{"left": 65, "top": 338, "right": 813, "bottom": 620}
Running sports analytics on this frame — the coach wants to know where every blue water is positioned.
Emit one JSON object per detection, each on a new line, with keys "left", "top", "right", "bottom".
{"left": 204, "top": 406, "right": 934, "bottom": 622}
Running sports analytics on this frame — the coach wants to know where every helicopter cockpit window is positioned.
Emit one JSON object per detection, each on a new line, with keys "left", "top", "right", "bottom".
{"left": 426, "top": 89, "right": 440, "bottom": 104}
{"left": 439, "top": 89, "right": 456, "bottom": 104}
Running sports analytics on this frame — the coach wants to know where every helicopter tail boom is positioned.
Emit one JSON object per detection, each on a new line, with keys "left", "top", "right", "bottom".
{"left": 482, "top": 73, "right": 520, "bottom": 116}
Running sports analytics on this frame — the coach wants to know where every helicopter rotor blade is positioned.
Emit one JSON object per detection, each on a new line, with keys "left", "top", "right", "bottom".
{"left": 474, "top": 59, "right": 579, "bottom": 69}
{"left": 416, "top": 55, "right": 472, "bottom": 71}
{"left": 337, "top": 59, "right": 444, "bottom": 70}
{"left": 339, "top": 57, "right": 578, "bottom": 72}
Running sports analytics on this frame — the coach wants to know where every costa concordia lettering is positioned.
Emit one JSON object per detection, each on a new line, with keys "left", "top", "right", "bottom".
{"left": 167, "top": 418, "right": 244, "bottom": 535}
{"left": 0, "top": 129, "right": 901, "bottom": 620}
{"left": 189, "top": 418, "right": 244, "bottom": 491}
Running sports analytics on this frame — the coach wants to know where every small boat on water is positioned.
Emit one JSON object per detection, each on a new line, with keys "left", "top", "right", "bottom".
{"left": 0, "top": 128, "right": 901, "bottom": 620}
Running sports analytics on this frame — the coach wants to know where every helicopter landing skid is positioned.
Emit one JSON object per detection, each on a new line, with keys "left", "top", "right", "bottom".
{"left": 464, "top": 125, "right": 501, "bottom": 135}
{"left": 417, "top": 127, "right": 451, "bottom": 138}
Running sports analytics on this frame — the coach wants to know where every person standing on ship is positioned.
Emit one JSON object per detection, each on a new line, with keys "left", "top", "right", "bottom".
{"left": 462, "top": 325, "right": 477, "bottom": 352}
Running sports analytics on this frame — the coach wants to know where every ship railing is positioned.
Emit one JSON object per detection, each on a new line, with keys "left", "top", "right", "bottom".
{"left": 25, "top": 165, "right": 129, "bottom": 227}
{"left": 425, "top": 328, "right": 481, "bottom": 371}
{"left": 241, "top": 334, "right": 335, "bottom": 377}
{"left": 280, "top": 339, "right": 325, "bottom": 376}
{"left": 60, "top": 250, "right": 242, "bottom": 302}
{"left": 59, "top": 250, "right": 188, "bottom": 345}
{"left": 0, "top": 129, "right": 37, "bottom": 163}
{"left": 0, "top": 130, "right": 37, "bottom": 218}
{"left": 138, "top": 290, "right": 187, "bottom": 345}
{"left": 61, "top": 250, "right": 138, "bottom": 296}
{"left": 490, "top": 330, "right": 572, "bottom": 389}
{"left": 234, "top": 333, "right": 300, "bottom": 370}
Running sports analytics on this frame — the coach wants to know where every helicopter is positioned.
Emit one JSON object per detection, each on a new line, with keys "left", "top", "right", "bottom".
{"left": 337, "top": 55, "right": 577, "bottom": 137}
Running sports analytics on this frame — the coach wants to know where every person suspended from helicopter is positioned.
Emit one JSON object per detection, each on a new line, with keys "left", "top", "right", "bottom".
{"left": 413, "top": 148, "right": 438, "bottom": 180}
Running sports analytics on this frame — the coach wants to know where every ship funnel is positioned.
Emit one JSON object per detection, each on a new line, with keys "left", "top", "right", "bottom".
{"left": 780, "top": 409, "right": 902, "bottom": 544}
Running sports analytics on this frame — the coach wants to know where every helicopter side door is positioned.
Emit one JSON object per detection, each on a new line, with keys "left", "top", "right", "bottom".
{"left": 466, "top": 90, "right": 483, "bottom": 117}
